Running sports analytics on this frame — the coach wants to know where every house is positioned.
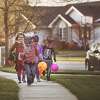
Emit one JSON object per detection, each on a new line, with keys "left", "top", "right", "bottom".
{"left": 9, "top": 1, "right": 100, "bottom": 50}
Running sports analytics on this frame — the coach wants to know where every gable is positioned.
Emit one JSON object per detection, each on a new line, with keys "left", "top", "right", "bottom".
{"left": 74, "top": 2, "right": 100, "bottom": 20}
{"left": 65, "top": 6, "right": 93, "bottom": 25}
{"left": 65, "top": 6, "right": 83, "bottom": 25}
{"left": 59, "top": 21, "right": 66, "bottom": 28}
{"left": 48, "top": 14, "right": 72, "bottom": 28}
{"left": 65, "top": 6, "right": 83, "bottom": 16}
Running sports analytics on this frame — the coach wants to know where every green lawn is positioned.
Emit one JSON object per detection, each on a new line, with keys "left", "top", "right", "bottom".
{"left": 54, "top": 70, "right": 100, "bottom": 75}
{"left": 56, "top": 56, "right": 85, "bottom": 62}
{"left": 0, "top": 77, "right": 19, "bottom": 100}
{"left": 0, "top": 66, "right": 16, "bottom": 73}
{"left": 56, "top": 50, "right": 86, "bottom": 56}
{"left": 56, "top": 50, "right": 85, "bottom": 54}
{"left": 56, "top": 50, "right": 86, "bottom": 62}
{"left": 51, "top": 75, "right": 100, "bottom": 100}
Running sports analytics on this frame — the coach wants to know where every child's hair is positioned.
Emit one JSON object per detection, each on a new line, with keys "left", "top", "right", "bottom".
{"left": 31, "top": 35, "right": 39, "bottom": 42}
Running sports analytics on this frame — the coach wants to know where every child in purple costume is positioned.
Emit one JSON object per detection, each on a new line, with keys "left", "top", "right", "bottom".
{"left": 32, "top": 35, "right": 43, "bottom": 82}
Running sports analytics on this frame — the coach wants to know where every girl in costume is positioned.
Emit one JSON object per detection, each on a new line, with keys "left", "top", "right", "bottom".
{"left": 10, "top": 33, "right": 26, "bottom": 83}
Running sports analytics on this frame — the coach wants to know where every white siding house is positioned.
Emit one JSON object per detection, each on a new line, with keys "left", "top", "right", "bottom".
{"left": 8, "top": 1, "right": 100, "bottom": 49}
{"left": 65, "top": 6, "right": 84, "bottom": 25}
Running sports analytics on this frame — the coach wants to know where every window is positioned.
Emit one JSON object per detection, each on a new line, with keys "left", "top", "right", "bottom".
{"left": 58, "top": 21, "right": 67, "bottom": 41}
{"left": 59, "top": 28, "right": 66, "bottom": 41}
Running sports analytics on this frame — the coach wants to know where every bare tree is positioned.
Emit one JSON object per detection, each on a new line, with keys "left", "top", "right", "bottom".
{"left": 0, "top": 0, "right": 25, "bottom": 61}
{"left": 0, "top": 0, "right": 41, "bottom": 63}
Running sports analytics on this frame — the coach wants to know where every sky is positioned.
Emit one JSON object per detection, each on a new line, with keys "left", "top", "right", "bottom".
{"left": 28, "top": 0, "right": 100, "bottom": 6}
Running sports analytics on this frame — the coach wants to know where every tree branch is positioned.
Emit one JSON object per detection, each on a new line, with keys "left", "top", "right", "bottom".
{"left": 0, "top": 7, "right": 4, "bottom": 10}
{"left": 8, "top": 0, "right": 18, "bottom": 7}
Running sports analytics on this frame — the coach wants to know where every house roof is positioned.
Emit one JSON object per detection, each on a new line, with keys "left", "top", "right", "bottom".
{"left": 21, "top": 1, "right": 100, "bottom": 28}
{"left": 62, "top": 14, "right": 77, "bottom": 24}
{"left": 73, "top": 1, "right": 100, "bottom": 20}
{"left": 48, "top": 14, "right": 72, "bottom": 28}
{"left": 22, "top": 6, "right": 68, "bottom": 27}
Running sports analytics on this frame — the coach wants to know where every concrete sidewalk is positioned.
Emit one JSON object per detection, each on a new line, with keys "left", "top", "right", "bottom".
{"left": 0, "top": 71, "right": 78, "bottom": 100}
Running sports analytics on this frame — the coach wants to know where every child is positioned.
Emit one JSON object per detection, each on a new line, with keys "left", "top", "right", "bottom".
{"left": 24, "top": 37, "right": 38, "bottom": 85}
{"left": 31, "top": 35, "right": 43, "bottom": 82}
{"left": 10, "top": 33, "right": 26, "bottom": 83}
{"left": 42, "top": 39, "right": 56, "bottom": 81}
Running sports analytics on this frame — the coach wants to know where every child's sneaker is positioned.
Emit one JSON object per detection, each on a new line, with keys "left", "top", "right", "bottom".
{"left": 47, "top": 77, "right": 51, "bottom": 81}
{"left": 18, "top": 81, "right": 21, "bottom": 84}
{"left": 22, "top": 78, "right": 26, "bottom": 83}
{"left": 37, "top": 79, "right": 41, "bottom": 82}
{"left": 27, "top": 80, "right": 32, "bottom": 86}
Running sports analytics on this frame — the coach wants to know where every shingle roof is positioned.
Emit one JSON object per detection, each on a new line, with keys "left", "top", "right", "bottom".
{"left": 22, "top": 1, "right": 100, "bottom": 27}
{"left": 73, "top": 2, "right": 100, "bottom": 20}
{"left": 22, "top": 6, "right": 68, "bottom": 27}
{"left": 62, "top": 14, "right": 77, "bottom": 24}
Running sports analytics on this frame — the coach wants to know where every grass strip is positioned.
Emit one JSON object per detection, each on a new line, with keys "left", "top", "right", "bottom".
{"left": 0, "top": 66, "right": 16, "bottom": 73}
{"left": 0, "top": 77, "right": 19, "bottom": 100}
{"left": 51, "top": 75, "right": 100, "bottom": 100}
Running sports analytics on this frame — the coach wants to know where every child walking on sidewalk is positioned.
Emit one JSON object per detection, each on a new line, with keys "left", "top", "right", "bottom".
{"left": 42, "top": 39, "right": 56, "bottom": 81}
{"left": 10, "top": 33, "right": 26, "bottom": 83}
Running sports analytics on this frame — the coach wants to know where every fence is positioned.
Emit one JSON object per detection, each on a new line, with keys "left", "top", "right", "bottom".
{"left": 0, "top": 46, "right": 5, "bottom": 66}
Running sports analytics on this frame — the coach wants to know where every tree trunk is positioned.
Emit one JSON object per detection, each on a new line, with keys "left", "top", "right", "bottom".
{"left": 4, "top": 0, "right": 9, "bottom": 64}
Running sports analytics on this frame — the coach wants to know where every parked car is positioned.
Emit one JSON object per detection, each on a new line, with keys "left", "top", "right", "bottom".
{"left": 85, "top": 43, "right": 100, "bottom": 71}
